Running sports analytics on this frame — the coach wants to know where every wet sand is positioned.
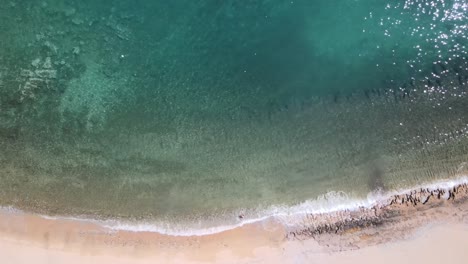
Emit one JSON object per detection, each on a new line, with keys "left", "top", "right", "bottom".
{"left": 1, "top": 183, "right": 468, "bottom": 264}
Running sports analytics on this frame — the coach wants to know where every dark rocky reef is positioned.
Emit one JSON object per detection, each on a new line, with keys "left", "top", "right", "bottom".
{"left": 286, "top": 183, "right": 468, "bottom": 251}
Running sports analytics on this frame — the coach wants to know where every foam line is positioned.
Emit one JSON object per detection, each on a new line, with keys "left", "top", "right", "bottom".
{"left": 2, "top": 176, "right": 468, "bottom": 237}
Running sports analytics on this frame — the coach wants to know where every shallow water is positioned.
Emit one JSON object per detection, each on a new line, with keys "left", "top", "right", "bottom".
{"left": 0, "top": 0, "right": 468, "bottom": 228}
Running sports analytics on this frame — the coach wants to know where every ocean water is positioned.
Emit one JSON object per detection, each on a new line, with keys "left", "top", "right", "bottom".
{"left": 0, "top": 0, "right": 468, "bottom": 231}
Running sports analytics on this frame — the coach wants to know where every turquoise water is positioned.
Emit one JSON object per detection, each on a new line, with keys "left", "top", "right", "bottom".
{"left": 0, "top": 0, "right": 468, "bottom": 228}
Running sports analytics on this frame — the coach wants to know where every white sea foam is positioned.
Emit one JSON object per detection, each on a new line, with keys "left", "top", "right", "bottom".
{"left": 0, "top": 205, "right": 23, "bottom": 214}
{"left": 4, "top": 176, "right": 468, "bottom": 237}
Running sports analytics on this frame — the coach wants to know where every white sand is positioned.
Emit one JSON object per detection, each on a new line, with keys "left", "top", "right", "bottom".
{"left": 1, "top": 215, "right": 467, "bottom": 264}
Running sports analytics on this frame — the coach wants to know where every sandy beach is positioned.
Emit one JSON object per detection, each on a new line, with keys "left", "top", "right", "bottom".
{"left": 1, "top": 182, "right": 468, "bottom": 264}
{"left": 2, "top": 222, "right": 468, "bottom": 264}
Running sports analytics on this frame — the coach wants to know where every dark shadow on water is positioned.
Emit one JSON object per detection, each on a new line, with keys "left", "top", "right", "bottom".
{"left": 368, "top": 162, "right": 386, "bottom": 192}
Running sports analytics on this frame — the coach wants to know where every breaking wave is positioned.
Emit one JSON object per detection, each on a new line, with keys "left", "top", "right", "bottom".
{"left": 5, "top": 175, "right": 462, "bottom": 237}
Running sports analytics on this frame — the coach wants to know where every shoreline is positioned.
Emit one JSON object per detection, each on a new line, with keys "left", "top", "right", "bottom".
{"left": 3, "top": 176, "right": 468, "bottom": 237}
{"left": 0, "top": 178, "right": 468, "bottom": 262}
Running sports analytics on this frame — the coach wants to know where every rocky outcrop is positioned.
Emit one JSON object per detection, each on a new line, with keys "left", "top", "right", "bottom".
{"left": 286, "top": 183, "right": 468, "bottom": 251}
